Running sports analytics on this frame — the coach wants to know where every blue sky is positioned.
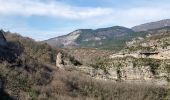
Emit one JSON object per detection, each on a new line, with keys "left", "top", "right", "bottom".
{"left": 0, "top": 0, "right": 170, "bottom": 40}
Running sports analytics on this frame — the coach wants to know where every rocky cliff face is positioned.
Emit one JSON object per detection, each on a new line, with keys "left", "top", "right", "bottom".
{"left": 78, "top": 57, "right": 169, "bottom": 86}
{"left": 56, "top": 52, "right": 82, "bottom": 69}
{"left": 56, "top": 52, "right": 169, "bottom": 86}
{"left": 46, "top": 31, "right": 80, "bottom": 48}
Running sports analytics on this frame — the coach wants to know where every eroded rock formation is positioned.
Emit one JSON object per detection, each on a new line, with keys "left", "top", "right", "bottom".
{"left": 56, "top": 52, "right": 82, "bottom": 69}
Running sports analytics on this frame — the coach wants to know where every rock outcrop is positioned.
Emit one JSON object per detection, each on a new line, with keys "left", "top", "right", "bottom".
{"left": 55, "top": 50, "right": 169, "bottom": 86}
{"left": 110, "top": 30, "right": 170, "bottom": 60}
{"left": 110, "top": 50, "right": 170, "bottom": 60}
{"left": 56, "top": 52, "right": 64, "bottom": 68}
{"left": 79, "top": 58, "right": 169, "bottom": 86}
{"left": 56, "top": 52, "right": 82, "bottom": 69}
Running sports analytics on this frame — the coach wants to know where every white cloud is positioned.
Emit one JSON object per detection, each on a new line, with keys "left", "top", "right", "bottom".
{"left": 0, "top": 0, "right": 169, "bottom": 25}
{"left": 83, "top": 7, "right": 170, "bottom": 28}
{"left": 0, "top": 0, "right": 113, "bottom": 19}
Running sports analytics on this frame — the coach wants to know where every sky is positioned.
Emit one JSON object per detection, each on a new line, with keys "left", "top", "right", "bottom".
{"left": 0, "top": 0, "right": 170, "bottom": 40}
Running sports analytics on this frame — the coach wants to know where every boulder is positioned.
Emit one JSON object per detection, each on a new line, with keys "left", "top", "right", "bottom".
{"left": 56, "top": 52, "right": 64, "bottom": 68}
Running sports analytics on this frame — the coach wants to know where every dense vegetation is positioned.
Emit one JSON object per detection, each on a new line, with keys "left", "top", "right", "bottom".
{"left": 77, "top": 31, "right": 147, "bottom": 52}
{"left": 4, "top": 31, "right": 58, "bottom": 64}
{"left": 124, "top": 29, "right": 170, "bottom": 53}
{"left": 0, "top": 31, "right": 56, "bottom": 99}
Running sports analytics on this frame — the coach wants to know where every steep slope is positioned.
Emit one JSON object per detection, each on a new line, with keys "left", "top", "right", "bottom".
{"left": 4, "top": 31, "right": 58, "bottom": 64}
{"left": 44, "top": 26, "right": 135, "bottom": 50}
{"left": 0, "top": 31, "right": 58, "bottom": 99}
{"left": 132, "top": 19, "right": 170, "bottom": 32}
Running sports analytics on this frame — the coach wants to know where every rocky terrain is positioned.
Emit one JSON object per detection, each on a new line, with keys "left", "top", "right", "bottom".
{"left": 100, "top": 28, "right": 170, "bottom": 84}
{"left": 47, "top": 21, "right": 170, "bottom": 98}
{"left": 1, "top": 19, "right": 170, "bottom": 100}
{"left": 54, "top": 27, "right": 170, "bottom": 87}
{"left": 1, "top": 30, "right": 169, "bottom": 100}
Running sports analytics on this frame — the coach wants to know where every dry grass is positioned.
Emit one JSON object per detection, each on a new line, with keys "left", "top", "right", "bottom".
{"left": 63, "top": 48, "right": 112, "bottom": 65}
{"left": 0, "top": 50, "right": 169, "bottom": 100}
{"left": 36, "top": 68, "right": 169, "bottom": 100}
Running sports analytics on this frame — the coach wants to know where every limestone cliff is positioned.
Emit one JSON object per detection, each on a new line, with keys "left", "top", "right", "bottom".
{"left": 56, "top": 52, "right": 82, "bottom": 68}
{"left": 56, "top": 52, "right": 169, "bottom": 86}
{"left": 78, "top": 57, "right": 169, "bottom": 86}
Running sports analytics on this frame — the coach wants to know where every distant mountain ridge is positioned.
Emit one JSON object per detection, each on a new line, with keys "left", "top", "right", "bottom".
{"left": 44, "top": 26, "right": 134, "bottom": 49}
{"left": 45, "top": 19, "right": 170, "bottom": 51}
{"left": 132, "top": 19, "right": 170, "bottom": 32}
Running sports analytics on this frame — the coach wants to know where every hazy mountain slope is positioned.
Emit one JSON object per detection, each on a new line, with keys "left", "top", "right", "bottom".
{"left": 44, "top": 26, "right": 135, "bottom": 50}
{"left": 132, "top": 19, "right": 170, "bottom": 32}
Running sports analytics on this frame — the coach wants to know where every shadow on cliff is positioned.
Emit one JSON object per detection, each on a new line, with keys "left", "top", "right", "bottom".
{"left": 0, "top": 76, "right": 13, "bottom": 100}
{"left": 0, "top": 41, "right": 24, "bottom": 63}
